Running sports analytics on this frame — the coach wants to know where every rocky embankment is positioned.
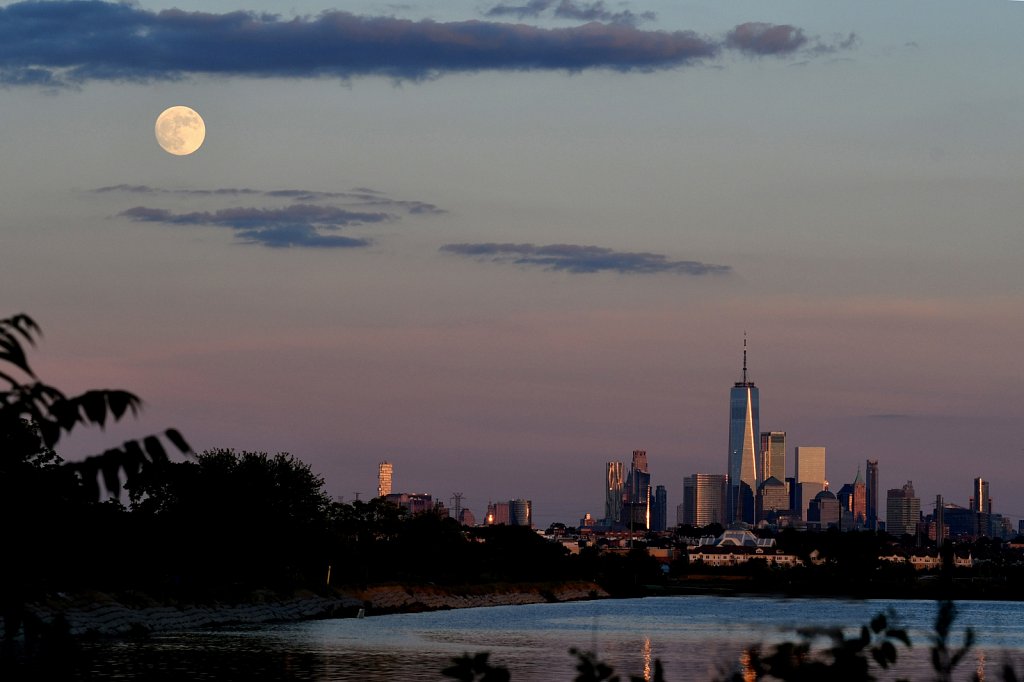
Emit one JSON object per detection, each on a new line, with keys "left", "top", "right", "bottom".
{"left": 24, "top": 582, "right": 607, "bottom": 638}
{"left": 342, "top": 581, "right": 607, "bottom": 615}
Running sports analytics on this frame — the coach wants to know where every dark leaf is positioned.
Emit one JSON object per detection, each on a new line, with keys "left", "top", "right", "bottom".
{"left": 880, "top": 641, "right": 897, "bottom": 667}
{"left": 0, "top": 314, "right": 40, "bottom": 377}
{"left": 871, "top": 613, "right": 887, "bottom": 634}
{"left": 165, "top": 428, "right": 192, "bottom": 454}
{"left": 38, "top": 419, "right": 61, "bottom": 449}
{"left": 887, "top": 629, "right": 911, "bottom": 647}
{"left": 143, "top": 435, "right": 169, "bottom": 465}
{"left": 79, "top": 391, "right": 110, "bottom": 426}
{"left": 107, "top": 390, "right": 141, "bottom": 420}
{"left": 75, "top": 460, "right": 101, "bottom": 501}
{"left": 99, "top": 450, "right": 123, "bottom": 498}
{"left": 123, "top": 440, "right": 148, "bottom": 474}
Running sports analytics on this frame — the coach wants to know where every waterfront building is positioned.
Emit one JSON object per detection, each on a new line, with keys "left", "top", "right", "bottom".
{"left": 886, "top": 481, "right": 921, "bottom": 537}
{"left": 688, "top": 528, "right": 803, "bottom": 568}
{"left": 377, "top": 461, "right": 393, "bottom": 498}
{"left": 683, "top": 474, "right": 728, "bottom": 527}
{"left": 727, "top": 338, "right": 759, "bottom": 524}
{"left": 866, "top": 459, "right": 879, "bottom": 530}
{"left": 604, "top": 461, "right": 625, "bottom": 525}
{"left": 760, "top": 431, "right": 786, "bottom": 485}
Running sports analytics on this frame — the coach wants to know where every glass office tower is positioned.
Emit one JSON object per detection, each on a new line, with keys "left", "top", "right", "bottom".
{"left": 728, "top": 339, "right": 759, "bottom": 524}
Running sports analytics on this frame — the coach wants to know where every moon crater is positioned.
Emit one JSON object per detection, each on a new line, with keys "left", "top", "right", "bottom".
{"left": 155, "top": 106, "right": 206, "bottom": 156}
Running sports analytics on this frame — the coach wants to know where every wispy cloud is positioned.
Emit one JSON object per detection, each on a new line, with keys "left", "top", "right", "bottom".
{"left": 726, "top": 22, "right": 857, "bottom": 56}
{"left": 0, "top": 1, "right": 854, "bottom": 87}
{"left": 119, "top": 205, "right": 391, "bottom": 229}
{"left": 440, "top": 242, "right": 731, "bottom": 275}
{"left": 94, "top": 185, "right": 445, "bottom": 214}
{"left": 104, "top": 185, "right": 440, "bottom": 249}
{"left": 486, "top": 0, "right": 656, "bottom": 26}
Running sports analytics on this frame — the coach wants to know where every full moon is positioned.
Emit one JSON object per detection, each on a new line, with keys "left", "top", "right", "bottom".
{"left": 155, "top": 106, "right": 206, "bottom": 156}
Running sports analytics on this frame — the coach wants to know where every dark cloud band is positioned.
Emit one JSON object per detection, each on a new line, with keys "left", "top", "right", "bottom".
{"left": 109, "top": 185, "right": 440, "bottom": 249}
{"left": 486, "top": 0, "right": 656, "bottom": 27}
{"left": 0, "top": 1, "right": 854, "bottom": 86}
{"left": 440, "top": 242, "right": 731, "bottom": 275}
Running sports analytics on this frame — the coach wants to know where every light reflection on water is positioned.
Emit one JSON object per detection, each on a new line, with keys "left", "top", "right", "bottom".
{"left": 78, "top": 596, "right": 1024, "bottom": 681}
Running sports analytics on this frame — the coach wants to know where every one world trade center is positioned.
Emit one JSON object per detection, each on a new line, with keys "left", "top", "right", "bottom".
{"left": 727, "top": 337, "right": 759, "bottom": 525}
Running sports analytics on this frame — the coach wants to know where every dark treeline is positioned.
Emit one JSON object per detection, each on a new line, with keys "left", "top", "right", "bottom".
{"left": 4, "top": 445, "right": 621, "bottom": 602}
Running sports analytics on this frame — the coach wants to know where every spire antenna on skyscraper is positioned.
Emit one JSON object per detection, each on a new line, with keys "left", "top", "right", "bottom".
{"left": 742, "top": 332, "right": 748, "bottom": 384}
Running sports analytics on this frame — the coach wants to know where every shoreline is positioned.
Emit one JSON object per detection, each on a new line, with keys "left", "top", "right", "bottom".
{"left": 21, "top": 581, "right": 609, "bottom": 639}
{"left": 20, "top": 576, "right": 1020, "bottom": 642}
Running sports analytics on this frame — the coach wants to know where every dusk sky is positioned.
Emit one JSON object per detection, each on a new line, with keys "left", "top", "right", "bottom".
{"left": 3, "top": 0, "right": 1022, "bottom": 527}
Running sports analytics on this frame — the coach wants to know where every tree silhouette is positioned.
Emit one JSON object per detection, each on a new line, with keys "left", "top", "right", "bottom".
{"left": 1, "top": 313, "right": 191, "bottom": 662}
{"left": 0, "top": 313, "right": 191, "bottom": 500}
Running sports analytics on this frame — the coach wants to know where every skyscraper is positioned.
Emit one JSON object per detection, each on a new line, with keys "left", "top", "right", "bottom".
{"left": 851, "top": 467, "right": 867, "bottom": 528}
{"left": 971, "top": 477, "right": 991, "bottom": 514}
{"left": 509, "top": 498, "right": 533, "bottom": 527}
{"left": 683, "top": 474, "right": 728, "bottom": 527}
{"left": 934, "top": 495, "right": 945, "bottom": 546}
{"left": 794, "top": 446, "right": 826, "bottom": 520}
{"left": 604, "top": 461, "right": 625, "bottom": 525}
{"left": 865, "top": 459, "right": 879, "bottom": 530}
{"left": 728, "top": 338, "right": 759, "bottom": 524}
{"left": 886, "top": 481, "right": 921, "bottom": 537}
{"left": 652, "top": 485, "right": 668, "bottom": 531}
{"left": 760, "top": 431, "right": 786, "bottom": 484}
{"left": 377, "top": 461, "right": 393, "bottom": 498}
{"left": 625, "top": 449, "right": 651, "bottom": 529}
{"left": 795, "top": 447, "right": 826, "bottom": 484}
{"left": 757, "top": 476, "right": 788, "bottom": 522}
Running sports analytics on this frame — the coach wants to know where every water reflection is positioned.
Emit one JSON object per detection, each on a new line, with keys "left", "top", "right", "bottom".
{"left": 70, "top": 597, "right": 1024, "bottom": 681}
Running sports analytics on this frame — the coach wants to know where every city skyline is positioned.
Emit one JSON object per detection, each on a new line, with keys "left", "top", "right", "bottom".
{"left": 2, "top": 0, "right": 1022, "bottom": 528}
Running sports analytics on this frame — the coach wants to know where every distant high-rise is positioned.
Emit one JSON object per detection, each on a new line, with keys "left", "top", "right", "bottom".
{"left": 886, "top": 481, "right": 921, "bottom": 537}
{"left": 795, "top": 447, "right": 826, "bottom": 484}
{"left": 631, "top": 449, "right": 648, "bottom": 474}
{"left": 807, "top": 489, "right": 841, "bottom": 530}
{"left": 509, "top": 498, "right": 533, "bottom": 527}
{"left": 934, "top": 495, "right": 946, "bottom": 546}
{"left": 865, "top": 460, "right": 879, "bottom": 530}
{"left": 377, "top": 461, "right": 393, "bottom": 498}
{"left": 728, "top": 337, "right": 759, "bottom": 524}
{"left": 625, "top": 450, "right": 651, "bottom": 529}
{"left": 486, "top": 501, "right": 510, "bottom": 525}
{"left": 683, "top": 474, "right": 728, "bottom": 527}
{"left": 604, "top": 461, "right": 625, "bottom": 525}
{"left": 971, "top": 477, "right": 991, "bottom": 514}
{"left": 760, "top": 431, "right": 786, "bottom": 484}
{"left": 794, "top": 446, "right": 826, "bottom": 519}
{"left": 851, "top": 467, "right": 867, "bottom": 528}
{"left": 652, "top": 485, "right": 668, "bottom": 531}
{"left": 757, "top": 476, "right": 788, "bottom": 522}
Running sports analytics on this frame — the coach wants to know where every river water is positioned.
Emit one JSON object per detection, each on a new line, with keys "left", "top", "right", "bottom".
{"left": 79, "top": 596, "right": 1024, "bottom": 680}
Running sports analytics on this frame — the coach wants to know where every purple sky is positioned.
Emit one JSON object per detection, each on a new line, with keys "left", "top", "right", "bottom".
{"left": 3, "top": 0, "right": 1023, "bottom": 527}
